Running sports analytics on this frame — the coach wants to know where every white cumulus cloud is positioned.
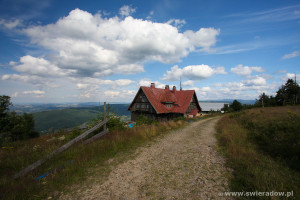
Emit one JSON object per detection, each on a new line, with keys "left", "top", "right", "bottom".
{"left": 163, "top": 64, "right": 225, "bottom": 81}
{"left": 184, "top": 28, "right": 220, "bottom": 51}
{"left": 231, "top": 64, "right": 264, "bottom": 76}
{"left": 244, "top": 76, "right": 267, "bottom": 86}
{"left": 3, "top": 7, "right": 222, "bottom": 102}
{"left": 182, "top": 80, "right": 194, "bottom": 87}
{"left": 21, "top": 8, "right": 219, "bottom": 78}
{"left": 11, "top": 55, "right": 73, "bottom": 77}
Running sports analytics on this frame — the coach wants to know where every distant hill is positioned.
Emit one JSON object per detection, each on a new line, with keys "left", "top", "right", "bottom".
{"left": 10, "top": 102, "right": 131, "bottom": 114}
{"left": 199, "top": 99, "right": 255, "bottom": 104}
{"left": 33, "top": 104, "right": 130, "bottom": 133}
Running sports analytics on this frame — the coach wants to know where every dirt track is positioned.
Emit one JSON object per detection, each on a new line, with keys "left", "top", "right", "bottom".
{"left": 59, "top": 117, "right": 232, "bottom": 200}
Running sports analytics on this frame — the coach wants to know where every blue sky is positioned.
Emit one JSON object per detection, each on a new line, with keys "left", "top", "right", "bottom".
{"left": 0, "top": 0, "right": 299, "bottom": 103}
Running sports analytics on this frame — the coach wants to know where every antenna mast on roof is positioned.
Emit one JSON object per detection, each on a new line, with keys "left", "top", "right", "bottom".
{"left": 180, "top": 76, "right": 182, "bottom": 90}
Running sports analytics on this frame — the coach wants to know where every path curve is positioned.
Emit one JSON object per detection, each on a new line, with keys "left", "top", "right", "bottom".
{"left": 60, "top": 117, "right": 232, "bottom": 200}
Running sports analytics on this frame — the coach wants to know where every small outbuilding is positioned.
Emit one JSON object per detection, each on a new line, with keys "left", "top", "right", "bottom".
{"left": 128, "top": 83, "right": 202, "bottom": 122}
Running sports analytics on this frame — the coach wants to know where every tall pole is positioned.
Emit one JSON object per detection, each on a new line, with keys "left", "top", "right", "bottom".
{"left": 180, "top": 76, "right": 182, "bottom": 91}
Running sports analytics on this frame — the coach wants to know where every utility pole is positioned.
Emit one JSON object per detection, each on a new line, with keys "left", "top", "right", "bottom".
{"left": 180, "top": 76, "right": 182, "bottom": 91}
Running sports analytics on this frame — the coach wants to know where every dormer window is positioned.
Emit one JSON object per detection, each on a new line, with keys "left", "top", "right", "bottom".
{"left": 166, "top": 103, "right": 172, "bottom": 108}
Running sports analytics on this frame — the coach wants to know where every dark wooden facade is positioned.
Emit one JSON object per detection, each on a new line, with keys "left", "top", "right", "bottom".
{"left": 130, "top": 89, "right": 158, "bottom": 121}
{"left": 186, "top": 93, "right": 199, "bottom": 113}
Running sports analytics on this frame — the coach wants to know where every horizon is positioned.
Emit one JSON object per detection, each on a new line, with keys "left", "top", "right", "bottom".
{"left": 11, "top": 99, "right": 255, "bottom": 105}
{"left": 0, "top": 0, "right": 299, "bottom": 104}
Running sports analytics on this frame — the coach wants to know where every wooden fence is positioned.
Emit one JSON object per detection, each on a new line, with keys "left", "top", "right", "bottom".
{"left": 13, "top": 102, "right": 109, "bottom": 179}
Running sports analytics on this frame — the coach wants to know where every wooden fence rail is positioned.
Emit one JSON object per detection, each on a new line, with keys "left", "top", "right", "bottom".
{"left": 13, "top": 102, "right": 109, "bottom": 179}
{"left": 82, "top": 129, "right": 109, "bottom": 145}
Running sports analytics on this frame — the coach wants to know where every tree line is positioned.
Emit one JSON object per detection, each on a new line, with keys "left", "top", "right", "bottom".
{"left": 256, "top": 78, "right": 300, "bottom": 107}
{"left": 223, "top": 78, "right": 300, "bottom": 112}
{"left": 0, "top": 95, "right": 38, "bottom": 145}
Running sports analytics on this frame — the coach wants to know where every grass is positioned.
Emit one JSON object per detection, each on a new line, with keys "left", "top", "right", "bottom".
{"left": 216, "top": 106, "right": 300, "bottom": 199}
{"left": 0, "top": 118, "right": 188, "bottom": 199}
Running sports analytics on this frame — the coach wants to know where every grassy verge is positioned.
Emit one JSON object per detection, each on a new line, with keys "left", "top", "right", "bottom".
{"left": 0, "top": 119, "right": 189, "bottom": 199}
{"left": 216, "top": 106, "right": 300, "bottom": 199}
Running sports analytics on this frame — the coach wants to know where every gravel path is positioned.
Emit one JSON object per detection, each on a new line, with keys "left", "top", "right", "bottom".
{"left": 60, "top": 117, "right": 232, "bottom": 200}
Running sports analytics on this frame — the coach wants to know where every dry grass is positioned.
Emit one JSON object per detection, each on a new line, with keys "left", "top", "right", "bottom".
{"left": 216, "top": 106, "right": 300, "bottom": 200}
{"left": 0, "top": 119, "right": 185, "bottom": 199}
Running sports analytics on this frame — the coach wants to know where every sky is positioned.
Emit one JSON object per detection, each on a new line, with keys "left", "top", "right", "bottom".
{"left": 0, "top": 0, "right": 299, "bottom": 103}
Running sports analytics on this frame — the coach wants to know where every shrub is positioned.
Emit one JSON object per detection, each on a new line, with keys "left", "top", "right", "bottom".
{"left": 107, "top": 115, "right": 125, "bottom": 131}
{"left": 136, "top": 115, "right": 157, "bottom": 126}
{"left": 66, "top": 127, "right": 82, "bottom": 140}
{"left": 173, "top": 116, "right": 185, "bottom": 122}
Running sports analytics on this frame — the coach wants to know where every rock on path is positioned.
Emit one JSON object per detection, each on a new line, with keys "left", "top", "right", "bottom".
{"left": 60, "top": 117, "right": 232, "bottom": 200}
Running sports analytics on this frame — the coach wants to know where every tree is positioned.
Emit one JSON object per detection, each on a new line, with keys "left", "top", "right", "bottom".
{"left": 0, "top": 95, "right": 39, "bottom": 144}
{"left": 0, "top": 95, "right": 12, "bottom": 131}
{"left": 255, "top": 93, "right": 277, "bottom": 107}
{"left": 230, "top": 100, "right": 242, "bottom": 112}
{"left": 275, "top": 79, "right": 300, "bottom": 106}
{"left": 221, "top": 104, "right": 230, "bottom": 112}
{"left": 0, "top": 95, "right": 12, "bottom": 114}
{"left": 259, "top": 93, "right": 267, "bottom": 107}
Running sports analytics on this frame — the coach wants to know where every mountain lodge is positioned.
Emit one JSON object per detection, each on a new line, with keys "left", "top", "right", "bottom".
{"left": 128, "top": 83, "right": 202, "bottom": 121}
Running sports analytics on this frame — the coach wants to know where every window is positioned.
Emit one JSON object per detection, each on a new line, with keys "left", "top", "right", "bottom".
{"left": 146, "top": 104, "right": 149, "bottom": 109}
{"left": 136, "top": 103, "right": 140, "bottom": 108}
{"left": 166, "top": 103, "right": 172, "bottom": 108}
{"left": 141, "top": 104, "right": 145, "bottom": 108}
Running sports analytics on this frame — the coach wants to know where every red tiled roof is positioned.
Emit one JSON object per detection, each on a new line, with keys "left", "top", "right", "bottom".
{"left": 128, "top": 86, "right": 202, "bottom": 114}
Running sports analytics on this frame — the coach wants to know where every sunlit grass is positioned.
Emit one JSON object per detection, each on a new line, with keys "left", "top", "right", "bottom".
{"left": 216, "top": 106, "right": 300, "bottom": 199}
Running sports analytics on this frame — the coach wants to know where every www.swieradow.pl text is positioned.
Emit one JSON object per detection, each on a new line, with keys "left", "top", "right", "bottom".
{"left": 219, "top": 191, "right": 293, "bottom": 197}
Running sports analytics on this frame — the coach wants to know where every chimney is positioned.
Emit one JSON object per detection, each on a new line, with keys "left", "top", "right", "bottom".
{"left": 172, "top": 86, "right": 176, "bottom": 92}
{"left": 150, "top": 83, "right": 155, "bottom": 88}
{"left": 165, "top": 85, "right": 169, "bottom": 90}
